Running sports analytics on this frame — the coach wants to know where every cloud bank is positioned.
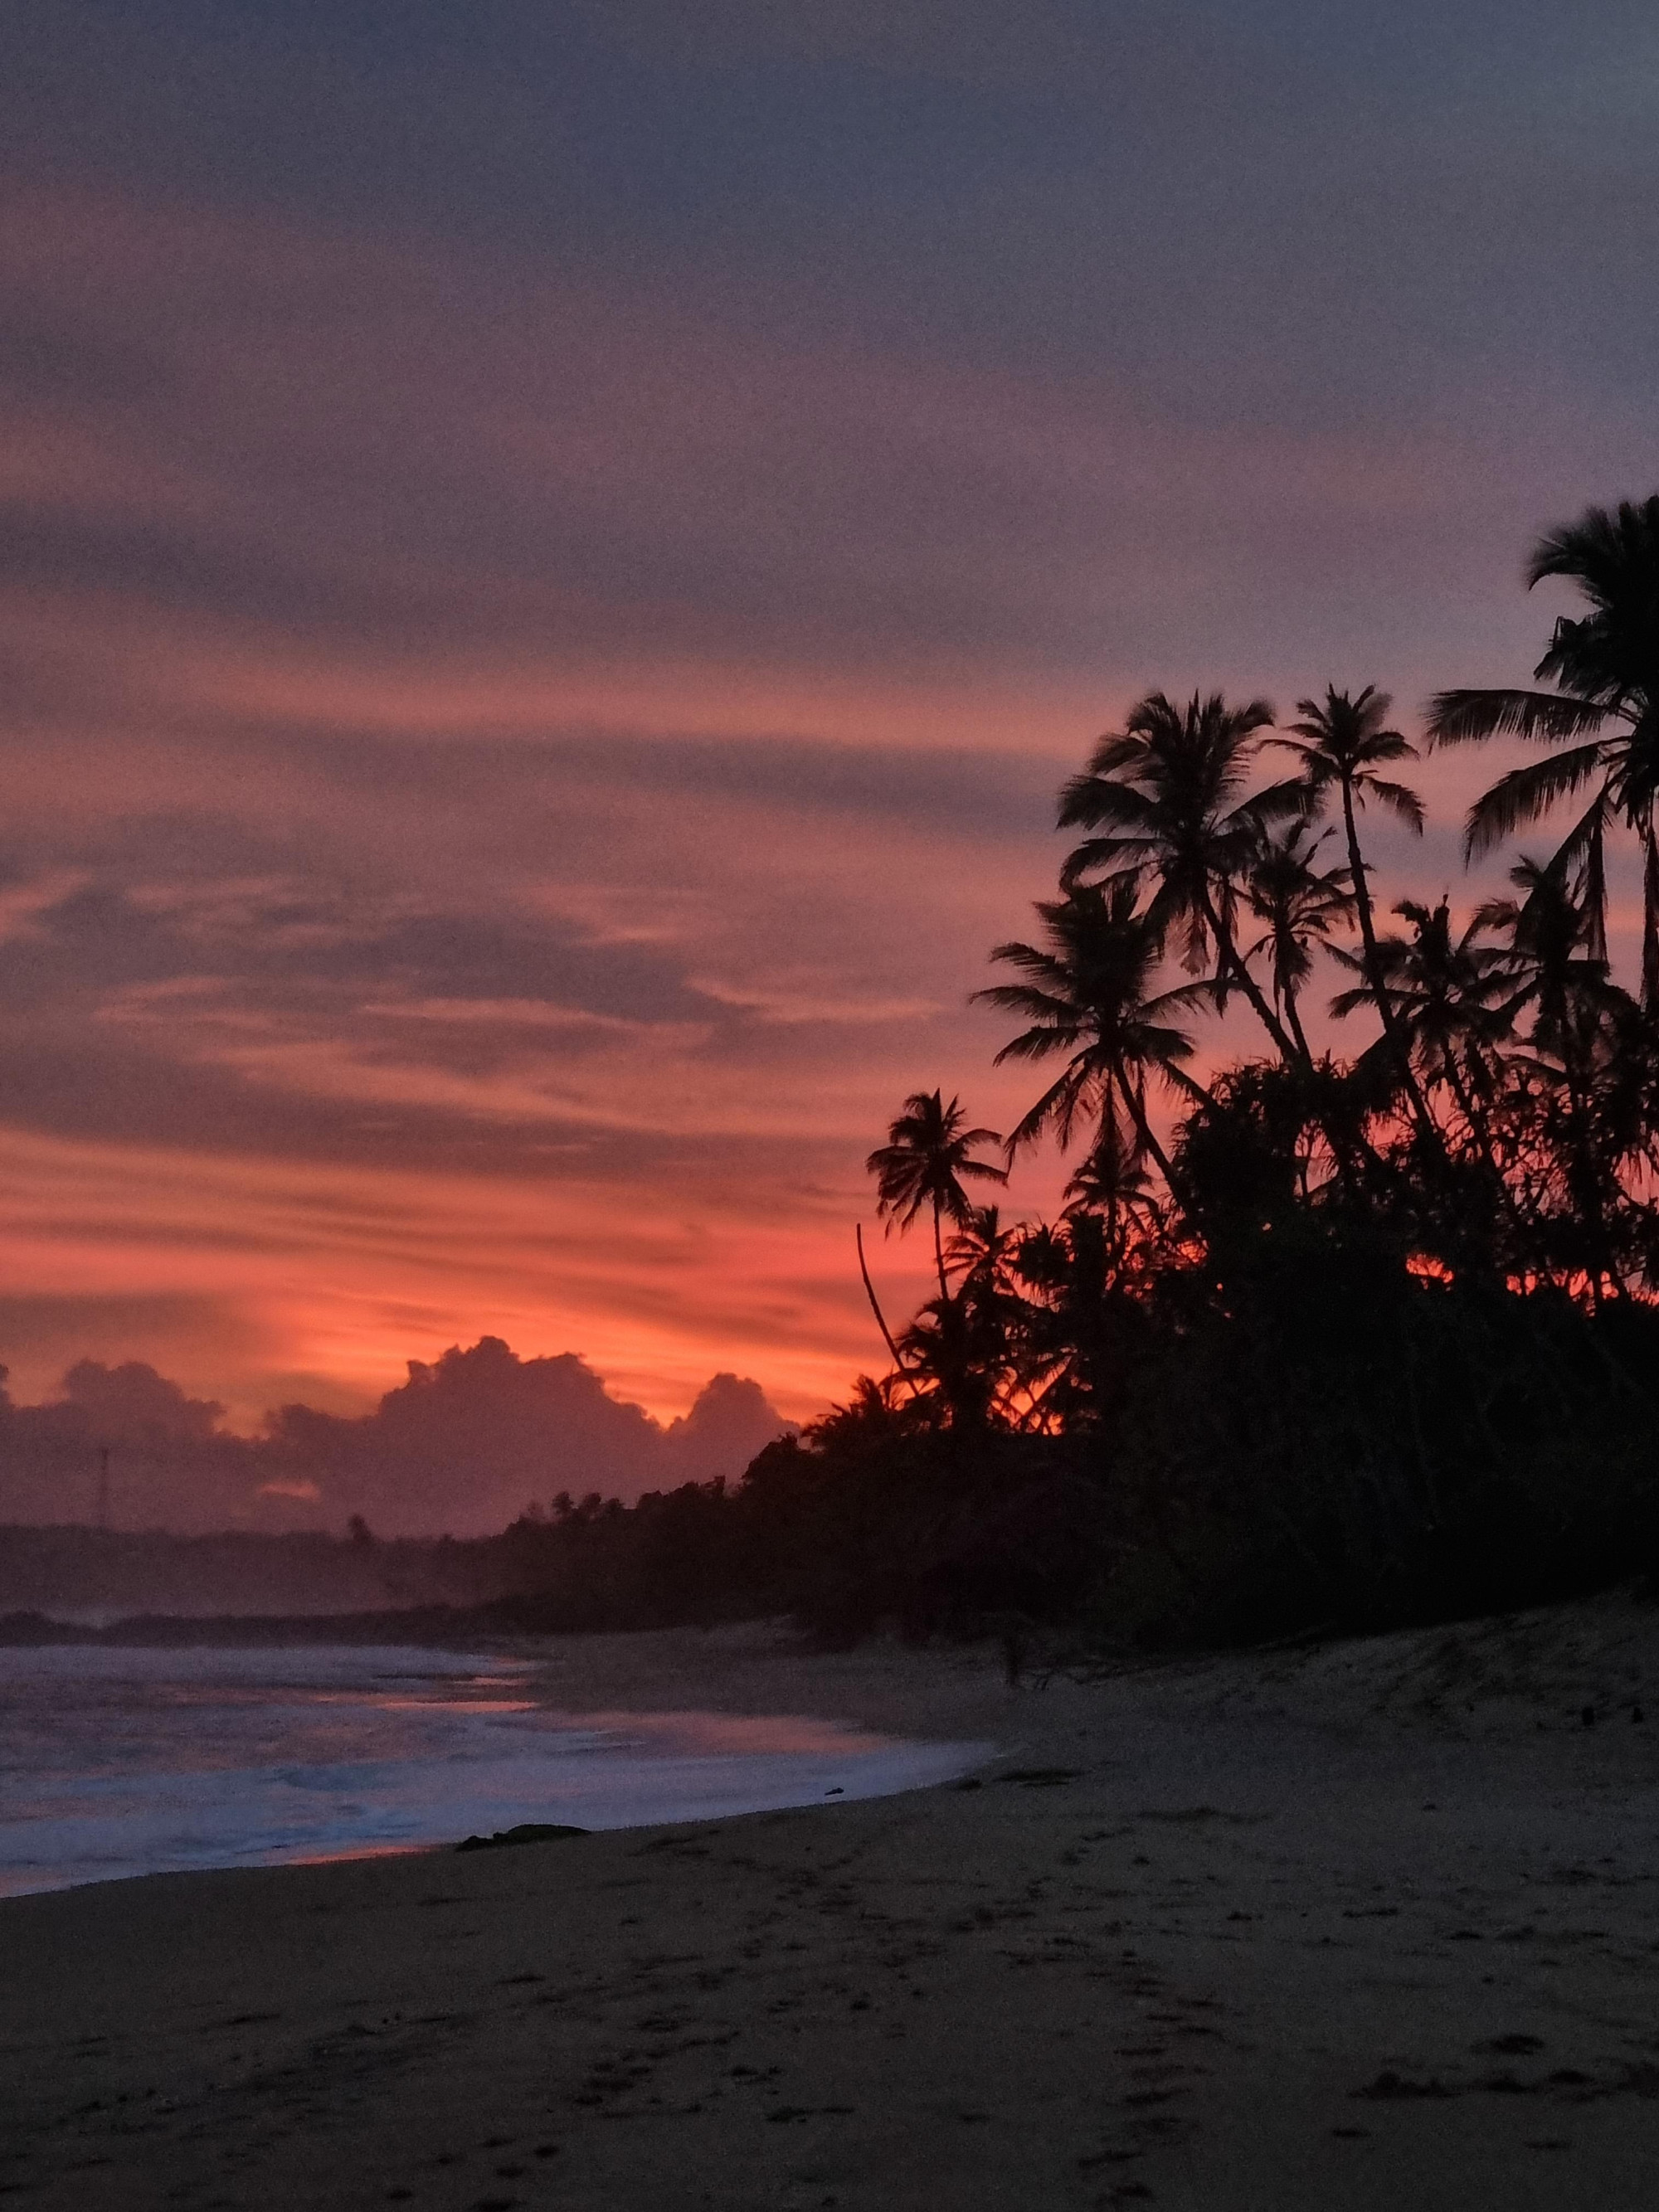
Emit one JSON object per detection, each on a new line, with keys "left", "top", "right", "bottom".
{"left": 0, "top": 1339, "right": 792, "bottom": 1539}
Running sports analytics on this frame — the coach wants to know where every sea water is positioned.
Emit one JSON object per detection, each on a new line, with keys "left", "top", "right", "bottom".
{"left": 0, "top": 1643, "right": 983, "bottom": 1895}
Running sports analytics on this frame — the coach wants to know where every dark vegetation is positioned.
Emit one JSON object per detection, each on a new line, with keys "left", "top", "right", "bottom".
{"left": 713, "top": 495, "right": 1659, "bottom": 1646}
{"left": 13, "top": 498, "right": 1659, "bottom": 1652}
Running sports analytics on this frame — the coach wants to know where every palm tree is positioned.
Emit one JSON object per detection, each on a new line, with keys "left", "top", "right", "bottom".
{"left": 1011, "top": 1209, "right": 1124, "bottom": 1429}
{"left": 938, "top": 1203, "right": 1036, "bottom": 1424}
{"left": 1475, "top": 856, "right": 1639, "bottom": 1282}
{"left": 1062, "top": 1115, "right": 1169, "bottom": 1250}
{"left": 1057, "top": 691, "right": 1308, "bottom": 1064}
{"left": 1475, "top": 856, "right": 1616, "bottom": 1075}
{"left": 1427, "top": 496, "right": 1659, "bottom": 1004}
{"left": 1240, "top": 820, "right": 1354, "bottom": 1062}
{"left": 1331, "top": 898, "right": 1512, "bottom": 1145}
{"left": 941, "top": 1203, "right": 1024, "bottom": 1298}
{"left": 975, "top": 877, "right": 1212, "bottom": 1189}
{"left": 866, "top": 1090, "right": 1007, "bottom": 1300}
{"left": 1270, "top": 686, "right": 1425, "bottom": 1073}
{"left": 897, "top": 1285, "right": 1011, "bottom": 1432}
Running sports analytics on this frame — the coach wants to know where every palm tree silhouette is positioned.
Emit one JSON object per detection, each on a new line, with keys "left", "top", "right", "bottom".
{"left": 866, "top": 1090, "right": 1007, "bottom": 1300}
{"left": 1476, "top": 856, "right": 1613, "bottom": 1072}
{"left": 898, "top": 1282, "right": 1012, "bottom": 1431}
{"left": 1011, "top": 1211, "right": 1114, "bottom": 1428}
{"left": 941, "top": 1203, "right": 1024, "bottom": 1296}
{"left": 1271, "top": 686, "right": 1425, "bottom": 1071}
{"left": 1331, "top": 897, "right": 1511, "bottom": 1145}
{"left": 1428, "top": 497, "right": 1659, "bottom": 1002}
{"left": 1476, "top": 856, "right": 1638, "bottom": 1281}
{"left": 1240, "top": 820, "right": 1355, "bottom": 1062}
{"left": 976, "top": 877, "right": 1212, "bottom": 1188}
{"left": 1056, "top": 690, "right": 1306, "bottom": 1064}
{"left": 1063, "top": 1116, "right": 1169, "bottom": 1249}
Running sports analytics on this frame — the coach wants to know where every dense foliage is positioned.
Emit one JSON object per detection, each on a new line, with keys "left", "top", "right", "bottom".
{"left": 752, "top": 495, "right": 1659, "bottom": 1644}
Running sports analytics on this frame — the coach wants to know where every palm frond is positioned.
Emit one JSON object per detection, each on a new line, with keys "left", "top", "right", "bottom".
{"left": 1005, "top": 1065, "right": 1090, "bottom": 1155}
{"left": 1080, "top": 731, "right": 1151, "bottom": 778}
{"left": 1356, "top": 732, "right": 1419, "bottom": 764}
{"left": 1232, "top": 775, "right": 1314, "bottom": 830}
{"left": 1364, "top": 778, "right": 1426, "bottom": 833}
{"left": 1462, "top": 744, "right": 1608, "bottom": 858}
{"left": 1428, "top": 688, "right": 1608, "bottom": 747}
{"left": 1056, "top": 775, "right": 1159, "bottom": 833}
{"left": 976, "top": 980, "right": 1081, "bottom": 1023}
{"left": 990, "top": 1021, "right": 1088, "bottom": 1064}
{"left": 1058, "top": 839, "right": 1150, "bottom": 891}
{"left": 982, "top": 943, "right": 1069, "bottom": 984}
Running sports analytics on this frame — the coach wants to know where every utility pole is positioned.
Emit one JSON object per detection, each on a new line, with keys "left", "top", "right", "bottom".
{"left": 96, "top": 1446, "right": 111, "bottom": 1534}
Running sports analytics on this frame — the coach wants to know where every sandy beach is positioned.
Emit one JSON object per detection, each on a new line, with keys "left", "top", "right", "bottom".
{"left": 4, "top": 1601, "right": 1659, "bottom": 2210}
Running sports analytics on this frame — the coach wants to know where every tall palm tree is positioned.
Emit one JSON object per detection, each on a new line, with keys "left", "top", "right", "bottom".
{"left": 1057, "top": 691, "right": 1307, "bottom": 1064}
{"left": 975, "top": 877, "right": 1212, "bottom": 1189}
{"left": 1427, "top": 496, "right": 1659, "bottom": 1004}
{"left": 1270, "top": 686, "right": 1425, "bottom": 1066}
{"left": 1240, "top": 820, "right": 1354, "bottom": 1062}
{"left": 866, "top": 1090, "right": 1007, "bottom": 1300}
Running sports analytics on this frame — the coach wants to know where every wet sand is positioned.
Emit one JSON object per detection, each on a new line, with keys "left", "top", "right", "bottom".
{"left": 3, "top": 1600, "right": 1659, "bottom": 2210}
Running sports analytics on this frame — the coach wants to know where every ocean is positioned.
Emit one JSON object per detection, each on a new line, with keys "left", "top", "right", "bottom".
{"left": 0, "top": 1642, "right": 983, "bottom": 1895}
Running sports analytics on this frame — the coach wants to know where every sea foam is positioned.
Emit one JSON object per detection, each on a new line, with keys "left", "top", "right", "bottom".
{"left": 0, "top": 1642, "right": 984, "bottom": 1894}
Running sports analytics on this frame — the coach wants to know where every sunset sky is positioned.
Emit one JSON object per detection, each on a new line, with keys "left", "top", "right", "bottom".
{"left": 4, "top": 2, "right": 1659, "bottom": 1436}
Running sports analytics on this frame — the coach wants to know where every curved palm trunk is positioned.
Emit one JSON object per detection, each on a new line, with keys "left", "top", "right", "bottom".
{"left": 855, "top": 1223, "right": 909, "bottom": 1378}
{"left": 1338, "top": 776, "right": 1441, "bottom": 1145}
{"left": 1198, "top": 880, "right": 1302, "bottom": 1068}
{"left": 1282, "top": 985, "right": 1312, "bottom": 1065}
{"left": 1643, "top": 823, "right": 1659, "bottom": 1010}
{"left": 932, "top": 1201, "right": 949, "bottom": 1302}
{"left": 1118, "top": 1066, "right": 1181, "bottom": 1195}
{"left": 1203, "top": 875, "right": 1390, "bottom": 1203}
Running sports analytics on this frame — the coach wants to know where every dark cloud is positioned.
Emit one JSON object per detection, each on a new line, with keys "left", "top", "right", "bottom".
{"left": 0, "top": 1338, "right": 792, "bottom": 1536}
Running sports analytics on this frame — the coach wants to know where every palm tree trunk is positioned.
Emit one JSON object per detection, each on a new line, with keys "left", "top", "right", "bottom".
{"left": 1119, "top": 1069, "right": 1181, "bottom": 1194}
{"left": 1282, "top": 987, "right": 1312, "bottom": 1065}
{"left": 855, "top": 1223, "right": 908, "bottom": 1378}
{"left": 1198, "top": 880, "right": 1303, "bottom": 1067}
{"left": 1642, "top": 823, "right": 1659, "bottom": 1009}
{"left": 932, "top": 1201, "right": 949, "bottom": 1302}
{"left": 1339, "top": 778, "right": 1440, "bottom": 1144}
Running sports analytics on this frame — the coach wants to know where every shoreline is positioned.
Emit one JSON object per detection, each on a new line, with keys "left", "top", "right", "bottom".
{"left": 0, "top": 1625, "right": 1008, "bottom": 1899}
{"left": 5, "top": 1598, "right": 1659, "bottom": 2208}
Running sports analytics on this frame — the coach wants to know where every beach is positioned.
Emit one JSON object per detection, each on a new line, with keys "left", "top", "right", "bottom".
{"left": 4, "top": 1602, "right": 1659, "bottom": 2210}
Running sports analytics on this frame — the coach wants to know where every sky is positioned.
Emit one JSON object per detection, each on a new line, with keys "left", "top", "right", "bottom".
{"left": 3, "top": 2, "right": 1659, "bottom": 1472}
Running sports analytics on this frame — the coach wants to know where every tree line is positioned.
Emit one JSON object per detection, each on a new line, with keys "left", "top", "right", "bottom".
{"left": 863, "top": 498, "right": 1659, "bottom": 1415}
{"left": 765, "top": 493, "right": 1659, "bottom": 1642}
